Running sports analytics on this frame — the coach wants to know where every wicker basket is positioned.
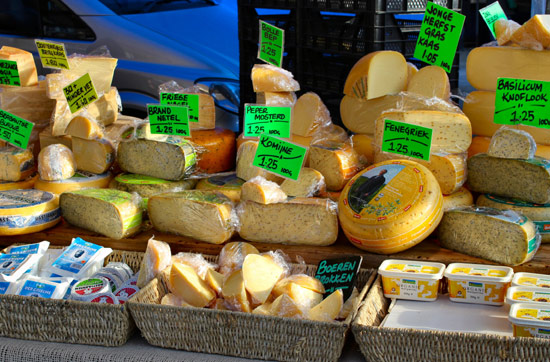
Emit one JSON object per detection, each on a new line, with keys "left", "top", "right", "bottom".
{"left": 352, "top": 276, "right": 550, "bottom": 361}
{"left": 128, "top": 256, "right": 375, "bottom": 362}
{"left": 0, "top": 246, "right": 143, "bottom": 347}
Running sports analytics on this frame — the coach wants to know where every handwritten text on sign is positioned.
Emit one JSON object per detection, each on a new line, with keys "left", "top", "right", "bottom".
{"left": 252, "top": 134, "right": 307, "bottom": 181}
{"left": 0, "top": 60, "right": 20, "bottom": 86}
{"left": 381, "top": 119, "right": 433, "bottom": 161}
{"left": 258, "top": 20, "right": 284, "bottom": 68}
{"left": 494, "top": 78, "right": 550, "bottom": 128}
{"left": 479, "top": 2, "right": 507, "bottom": 39}
{"left": 244, "top": 104, "right": 291, "bottom": 138}
{"left": 148, "top": 104, "right": 191, "bottom": 137}
{"left": 159, "top": 93, "right": 199, "bottom": 123}
{"left": 63, "top": 73, "right": 98, "bottom": 113}
{"left": 315, "top": 256, "right": 363, "bottom": 299}
{"left": 0, "top": 110, "right": 33, "bottom": 149}
{"left": 35, "top": 40, "right": 69, "bottom": 70}
{"left": 414, "top": 2, "right": 465, "bottom": 73}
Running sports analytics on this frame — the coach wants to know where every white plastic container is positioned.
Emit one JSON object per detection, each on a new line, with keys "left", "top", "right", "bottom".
{"left": 512, "top": 272, "right": 550, "bottom": 289}
{"left": 444, "top": 263, "right": 513, "bottom": 305}
{"left": 509, "top": 302, "right": 550, "bottom": 338}
{"left": 378, "top": 259, "right": 445, "bottom": 301}
{"left": 70, "top": 277, "right": 111, "bottom": 301}
{"left": 506, "top": 286, "right": 550, "bottom": 306}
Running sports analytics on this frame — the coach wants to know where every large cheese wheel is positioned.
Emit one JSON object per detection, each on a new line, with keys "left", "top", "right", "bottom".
{"left": 195, "top": 173, "right": 244, "bottom": 203}
{"left": 72, "top": 138, "right": 115, "bottom": 174}
{"left": 251, "top": 64, "right": 300, "bottom": 92}
{"left": 339, "top": 160, "right": 443, "bottom": 254}
{"left": 0, "top": 147, "right": 35, "bottom": 182}
{"left": 0, "top": 46, "right": 37, "bottom": 87}
{"left": 309, "top": 140, "right": 361, "bottom": 191}
{"left": 189, "top": 128, "right": 236, "bottom": 174}
{"left": 0, "top": 174, "right": 37, "bottom": 191}
{"left": 343, "top": 51, "right": 407, "bottom": 100}
{"left": 0, "top": 189, "right": 60, "bottom": 235}
{"left": 35, "top": 171, "right": 112, "bottom": 194}
{"left": 291, "top": 92, "right": 331, "bottom": 137}
{"left": 38, "top": 144, "right": 76, "bottom": 181}
{"left": 442, "top": 187, "right": 473, "bottom": 212}
{"left": 405, "top": 65, "right": 450, "bottom": 100}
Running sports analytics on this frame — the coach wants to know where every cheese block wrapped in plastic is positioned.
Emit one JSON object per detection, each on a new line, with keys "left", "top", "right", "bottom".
{"left": 495, "top": 19, "right": 521, "bottom": 46}
{"left": 477, "top": 194, "right": 550, "bottom": 243}
{"left": 236, "top": 141, "right": 283, "bottom": 183}
{"left": 350, "top": 134, "right": 374, "bottom": 164}
{"left": 0, "top": 147, "right": 34, "bottom": 182}
{"left": 0, "top": 46, "right": 37, "bottom": 87}
{"left": 510, "top": 15, "right": 550, "bottom": 50}
{"left": 251, "top": 64, "right": 300, "bottom": 92}
{"left": 238, "top": 198, "right": 338, "bottom": 246}
{"left": 38, "top": 144, "right": 76, "bottom": 181}
{"left": 443, "top": 187, "right": 473, "bottom": 212}
{"left": 189, "top": 128, "right": 236, "bottom": 174}
{"left": 195, "top": 173, "right": 244, "bottom": 203}
{"left": 218, "top": 242, "right": 259, "bottom": 276}
{"left": 339, "top": 160, "right": 443, "bottom": 254}
{"left": 158, "top": 82, "right": 215, "bottom": 130}
{"left": 309, "top": 140, "right": 361, "bottom": 191}
{"left": 241, "top": 176, "right": 287, "bottom": 204}
{"left": 72, "top": 137, "right": 115, "bottom": 174}
{"left": 438, "top": 207, "right": 540, "bottom": 266}
{"left": 374, "top": 150, "right": 466, "bottom": 195}
{"left": 343, "top": 51, "right": 407, "bottom": 100}
{"left": 148, "top": 190, "right": 235, "bottom": 244}
{"left": 308, "top": 289, "right": 344, "bottom": 322}
{"left": 169, "top": 262, "right": 215, "bottom": 308}
{"left": 161, "top": 293, "right": 191, "bottom": 307}
{"left": 280, "top": 167, "right": 326, "bottom": 197}
{"left": 172, "top": 253, "right": 216, "bottom": 280}
{"left": 405, "top": 65, "right": 450, "bottom": 100}
{"left": 222, "top": 270, "right": 251, "bottom": 312}
{"left": 468, "top": 155, "right": 550, "bottom": 204}
{"left": 39, "top": 126, "right": 72, "bottom": 150}
{"left": 137, "top": 237, "right": 171, "bottom": 288}
{"left": 269, "top": 294, "right": 304, "bottom": 318}
{"left": 469, "top": 136, "right": 550, "bottom": 160}
{"left": 0, "top": 81, "right": 55, "bottom": 123}
{"left": 291, "top": 92, "right": 331, "bottom": 137}
{"left": 256, "top": 92, "right": 296, "bottom": 107}
{"left": 35, "top": 171, "right": 112, "bottom": 194}
{"left": 60, "top": 189, "right": 142, "bottom": 239}
{"left": 373, "top": 110, "right": 472, "bottom": 154}
{"left": 488, "top": 127, "right": 536, "bottom": 160}
{"left": 242, "top": 254, "right": 285, "bottom": 304}
{"left": 110, "top": 173, "right": 196, "bottom": 199}
{"left": 65, "top": 115, "right": 104, "bottom": 140}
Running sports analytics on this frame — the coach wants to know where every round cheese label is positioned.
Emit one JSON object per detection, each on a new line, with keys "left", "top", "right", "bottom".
{"left": 199, "top": 173, "right": 244, "bottom": 190}
{"left": 0, "top": 189, "right": 55, "bottom": 209}
{"left": 115, "top": 173, "right": 171, "bottom": 185}
{"left": 73, "top": 278, "right": 109, "bottom": 296}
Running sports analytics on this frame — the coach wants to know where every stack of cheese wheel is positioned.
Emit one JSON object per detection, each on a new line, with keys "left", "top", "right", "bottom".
{"left": 338, "top": 159, "right": 443, "bottom": 254}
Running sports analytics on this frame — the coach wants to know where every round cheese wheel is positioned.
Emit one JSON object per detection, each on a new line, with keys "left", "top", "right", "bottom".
{"left": 195, "top": 173, "right": 244, "bottom": 203}
{"left": 38, "top": 144, "right": 76, "bottom": 181}
{"left": 0, "top": 173, "right": 38, "bottom": 191}
{"left": 442, "top": 187, "right": 473, "bottom": 212}
{"left": 34, "top": 171, "right": 112, "bottom": 194}
{"left": 339, "top": 160, "right": 443, "bottom": 254}
{"left": 190, "top": 128, "right": 236, "bottom": 174}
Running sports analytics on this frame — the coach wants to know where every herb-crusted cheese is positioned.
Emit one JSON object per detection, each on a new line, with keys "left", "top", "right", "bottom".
{"left": 309, "top": 140, "right": 361, "bottom": 191}
{"left": 60, "top": 188, "right": 142, "bottom": 239}
{"left": 438, "top": 207, "right": 540, "bottom": 266}
{"left": 280, "top": 167, "right": 326, "bottom": 197}
{"left": 110, "top": 173, "right": 196, "bottom": 198}
{"left": 0, "top": 147, "right": 34, "bottom": 182}
{"left": 488, "top": 127, "right": 537, "bottom": 160}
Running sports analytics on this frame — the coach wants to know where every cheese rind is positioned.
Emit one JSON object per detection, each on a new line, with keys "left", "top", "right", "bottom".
{"left": 442, "top": 187, "right": 474, "bottom": 212}
{"left": 251, "top": 64, "right": 300, "bottom": 92}
{"left": 0, "top": 46, "right": 38, "bottom": 87}
{"left": 169, "top": 262, "right": 215, "bottom": 308}
{"left": 38, "top": 144, "right": 76, "bottom": 181}
{"left": 308, "top": 289, "right": 343, "bottom": 322}
{"left": 72, "top": 137, "right": 115, "bottom": 174}
{"left": 280, "top": 167, "right": 326, "bottom": 197}
{"left": 350, "top": 134, "right": 375, "bottom": 164}
{"left": 0, "top": 174, "right": 38, "bottom": 191}
{"left": 35, "top": 171, "right": 112, "bottom": 194}
{"left": 110, "top": 173, "right": 196, "bottom": 199}
{"left": 488, "top": 127, "right": 536, "bottom": 160}
{"left": 405, "top": 65, "right": 450, "bottom": 100}
{"left": 137, "top": 237, "right": 171, "bottom": 288}
{"left": 242, "top": 254, "right": 285, "bottom": 304}
{"left": 238, "top": 198, "right": 338, "bottom": 246}
{"left": 241, "top": 176, "right": 287, "bottom": 204}
{"left": 309, "top": 141, "right": 361, "bottom": 191}
{"left": 236, "top": 141, "right": 283, "bottom": 183}
{"left": 189, "top": 128, "right": 236, "bottom": 174}
{"left": 0, "top": 147, "right": 34, "bottom": 182}
{"left": 195, "top": 173, "right": 244, "bottom": 203}
{"left": 291, "top": 92, "right": 331, "bottom": 137}
{"left": 65, "top": 116, "right": 104, "bottom": 139}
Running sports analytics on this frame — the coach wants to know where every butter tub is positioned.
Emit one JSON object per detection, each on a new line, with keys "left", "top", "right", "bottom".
{"left": 444, "top": 263, "right": 513, "bottom": 305}
{"left": 512, "top": 272, "right": 550, "bottom": 289}
{"left": 378, "top": 259, "right": 445, "bottom": 301}
{"left": 506, "top": 286, "right": 550, "bottom": 306}
{"left": 509, "top": 302, "right": 550, "bottom": 338}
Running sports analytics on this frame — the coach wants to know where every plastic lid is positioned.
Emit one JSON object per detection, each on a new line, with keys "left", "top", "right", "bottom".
{"left": 512, "top": 272, "right": 550, "bottom": 288}
{"left": 444, "top": 263, "right": 513, "bottom": 283}
{"left": 509, "top": 302, "right": 550, "bottom": 328}
{"left": 378, "top": 259, "right": 445, "bottom": 280}
{"left": 506, "top": 286, "right": 550, "bottom": 306}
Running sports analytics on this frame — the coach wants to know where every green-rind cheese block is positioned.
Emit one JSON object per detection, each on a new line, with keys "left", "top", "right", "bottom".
{"left": 60, "top": 188, "right": 142, "bottom": 239}
{"left": 467, "top": 154, "right": 550, "bottom": 204}
{"left": 110, "top": 173, "right": 197, "bottom": 198}
{"left": 477, "top": 194, "right": 550, "bottom": 243}
{"left": 438, "top": 206, "right": 540, "bottom": 266}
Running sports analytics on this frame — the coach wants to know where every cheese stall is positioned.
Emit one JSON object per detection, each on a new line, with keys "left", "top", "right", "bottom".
{"left": 2, "top": 1, "right": 550, "bottom": 361}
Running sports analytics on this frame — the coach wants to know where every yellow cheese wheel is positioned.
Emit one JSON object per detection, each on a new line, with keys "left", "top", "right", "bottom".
{"left": 0, "top": 147, "right": 35, "bottom": 182}
{"left": 442, "top": 187, "right": 473, "bottom": 212}
{"left": 0, "top": 189, "right": 60, "bottom": 235}
{"left": 339, "top": 160, "right": 443, "bottom": 254}
{"left": 0, "top": 174, "right": 37, "bottom": 191}
{"left": 34, "top": 171, "right": 112, "bottom": 194}
{"left": 195, "top": 173, "right": 244, "bottom": 203}
{"left": 189, "top": 128, "right": 236, "bottom": 174}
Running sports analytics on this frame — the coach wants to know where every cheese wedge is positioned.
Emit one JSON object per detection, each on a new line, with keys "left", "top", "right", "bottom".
{"left": 405, "top": 65, "right": 450, "bottom": 100}
{"left": 189, "top": 128, "right": 236, "bottom": 174}
{"left": 38, "top": 144, "right": 76, "bottom": 181}
{"left": 218, "top": 241, "right": 259, "bottom": 276}
{"left": 195, "top": 173, "right": 244, "bottom": 203}
{"left": 204, "top": 268, "right": 223, "bottom": 295}
{"left": 0, "top": 81, "right": 55, "bottom": 122}
{"left": 169, "top": 262, "right": 215, "bottom": 308}
{"left": 55, "top": 55, "right": 117, "bottom": 96}
{"left": 0, "top": 147, "right": 34, "bottom": 182}
{"left": 343, "top": 51, "right": 407, "bottom": 100}
{"left": 442, "top": 187, "right": 474, "bottom": 212}
{"left": 252, "top": 303, "right": 272, "bottom": 315}
{"left": 338, "top": 287, "right": 359, "bottom": 320}
{"left": 222, "top": 270, "right": 251, "bottom": 312}
{"left": 39, "top": 126, "right": 72, "bottom": 150}
{"left": 236, "top": 141, "right": 283, "bottom": 183}
{"left": 309, "top": 140, "right": 361, "bottom": 191}
{"left": 277, "top": 282, "right": 322, "bottom": 311}
{"left": 241, "top": 176, "right": 287, "bottom": 204}
{"left": 72, "top": 137, "right": 115, "bottom": 174}
{"left": 242, "top": 254, "right": 285, "bottom": 304}
{"left": 256, "top": 91, "right": 297, "bottom": 106}
{"left": 280, "top": 167, "right": 326, "bottom": 197}
{"left": 251, "top": 64, "right": 300, "bottom": 92}
{"left": 0, "top": 46, "right": 38, "bottom": 87}
{"left": 308, "top": 289, "right": 343, "bottom": 322}
{"left": 161, "top": 293, "right": 192, "bottom": 307}
{"left": 291, "top": 92, "right": 331, "bottom": 137}
{"left": 270, "top": 294, "right": 304, "bottom": 318}
{"left": 510, "top": 15, "right": 550, "bottom": 50}
{"left": 488, "top": 127, "right": 537, "bottom": 160}
{"left": 373, "top": 110, "right": 472, "bottom": 154}
{"left": 137, "top": 237, "right": 171, "bottom": 288}
{"left": 65, "top": 115, "right": 104, "bottom": 139}
{"left": 495, "top": 19, "right": 521, "bottom": 46}
{"left": 273, "top": 275, "right": 325, "bottom": 295}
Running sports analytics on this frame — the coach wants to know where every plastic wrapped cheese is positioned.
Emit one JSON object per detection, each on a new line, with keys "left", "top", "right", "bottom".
{"left": 280, "top": 167, "right": 326, "bottom": 197}
{"left": 221, "top": 269, "right": 251, "bottom": 313}
{"left": 65, "top": 115, "right": 104, "bottom": 139}
{"left": 251, "top": 64, "right": 300, "bottom": 92}
{"left": 242, "top": 254, "right": 285, "bottom": 304}
{"left": 291, "top": 92, "right": 331, "bottom": 137}
{"left": 0, "top": 253, "right": 41, "bottom": 282}
{"left": 218, "top": 242, "right": 259, "bottom": 276}
{"left": 405, "top": 65, "right": 450, "bottom": 100}
{"left": 72, "top": 137, "right": 115, "bottom": 174}
{"left": 195, "top": 173, "right": 244, "bottom": 203}
{"left": 0, "top": 147, "right": 34, "bottom": 182}
{"left": 256, "top": 91, "right": 296, "bottom": 107}
{"left": 236, "top": 141, "right": 283, "bottom": 183}
{"left": 307, "top": 289, "right": 343, "bottom": 322}
{"left": 241, "top": 176, "right": 287, "bottom": 204}
{"left": 510, "top": 15, "right": 550, "bottom": 50}
{"left": 0, "top": 46, "right": 38, "bottom": 87}
{"left": 488, "top": 127, "right": 537, "bottom": 160}
{"left": 169, "top": 262, "right": 215, "bottom": 308}
{"left": 38, "top": 144, "right": 76, "bottom": 181}
{"left": 171, "top": 252, "right": 216, "bottom": 280}
{"left": 137, "top": 237, "right": 171, "bottom": 288}
{"left": 110, "top": 173, "right": 197, "bottom": 199}
{"left": 16, "top": 276, "right": 71, "bottom": 299}
{"left": 309, "top": 140, "right": 361, "bottom": 191}
{"left": 495, "top": 19, "right": 521, "bottom": 46}
{"left": 158, "top": 82, "right": 216, "bottom": 130}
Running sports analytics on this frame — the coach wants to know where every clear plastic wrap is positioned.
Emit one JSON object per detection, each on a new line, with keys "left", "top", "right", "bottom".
{"left": 240, "top": 176, "right": 288, "bottom": 204}
{"left": 291, "top": 92, "right": 332, "bottom": 137}
{"left": 0, "top": 253, "right": 41, "bottom": 282}
{"left": 72, "top": 137, "right": 115, "bottom": 174}
{"left": 218, "top": 241, "right": 259, "bottom": 276}
{"left": 65, "top": 114, "right": 105, "bottom": 139}
{"left": 110, "top": 173, "right": 197, "bottom": 201}
{"left": 488, "top": 126, "right": 537, "bottom": 160}
{"left": 439, "top": 206, "right": 541, "bottom": 266}
{"left": 256, "top": 91, "right": 297, "bottom": 107}
{"left": 280, "top": 167, "right": 326, "bottom": 197}
{"left": 136, "top": 237, "right": 172, "bottom": 288}
{"left": 251, "top": 64, "right": 300, "bottom": 92}
{"left": 495, "top": 19, "right": 521, "bottom": 46}
{"left": 169, "top": 261, "right": 216, "bottom": 308}
{"left": 509, "top": 15, "right": 550, "bottom": 50}
{"left": 235, "top": 140, "right": 283, "bottom": 183}
{"left": 0, "top": 80, "right": 55, "bottom": 125}
{"left": 241, "top": 252, "right": 288, "bottom": 305}
{"left": 0, "top": 146, "right": 35, "bottom": 182}
{"left": 160, "top": 292, "right": 191, "bottom": 307}
{"left": 37, "top": 144, "right": 76, "bottom": 181}
{"left": 171, "top": 252, "right": 217, "bottom": 280}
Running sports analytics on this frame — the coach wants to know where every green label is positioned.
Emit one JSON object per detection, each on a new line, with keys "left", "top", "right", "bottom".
{"left": 381, "top": 119, "right": 432, "bottom": 161}
{"left": 243, "top": 104, "right": 291, "bottom": 138}
{"left": 35, "top": 40, "right": 69, "bottom": 70}
{"left": 494, "top": 78, "right": 550, "bottom": 128}
{"left": 0, "top": 109, "right": 34, "bottom": 149}
{"left": 159, "top": 93, "right": 200, "bottom": 123}
{"left": 479, "top": 2, "right": 507, "bottom": 39}
{"left": 414, "top": 2, "right": 465, "bottom": 73}
{"left": 63, "top": 73, "right": 98, "bottom": 114}
{"left": 252, "top": 134, "right": 307, "bottom": 181}
{"left": 148, "top": 104, "right": 190, "bottom": 137}
{"left": 258, "top": 20, "right": 284, "bottom": 68}
{"left": 528, "top": 235, "right": 540, "bottom": 254}
{"left": 533, "top": 221, "right": 550, "bottom": 235}
{"left": 0, "top": 60, "right": 20, "bottom": 86}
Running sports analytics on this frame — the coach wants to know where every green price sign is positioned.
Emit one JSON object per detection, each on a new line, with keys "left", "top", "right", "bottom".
{"left": 0, "top": 60, "right": 20, "bottom": 86}
{"left": 244, "top": 104, "right": 291, "bottom": 138}
{"left": 159, "top": 93, "right": 200, "bottom": 122}
{"left": 148, "top": 104, "right": 191, "bottom": 137}
{"left": 253, "top": 134, "right": 307, "bottom": 181}
{"left": 381, "top": 119, "right": 433, "bottom": 161}
{"left": 0, "top": 109, "right": 34, "bottom": 149}
{"left": 63, "top": 73, "right": 98, "bottom": 113}
{"left": 414, "top": 2, "right": 465, "bottom": 73}
{"left": 479, "top": 2, "right": 507, "bottom": 39}
{"left": 258, "top": 20, "right": 284, "bottom": 68}
{"left": 35, "top": 40, "right": 70, "bottom": 70}
{"left": 494, "top": 78, "right": 550, "bottom": 128}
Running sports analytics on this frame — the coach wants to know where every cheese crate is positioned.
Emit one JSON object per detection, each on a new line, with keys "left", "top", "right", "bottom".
{"left": 0, "top": 246, "right": 143, "bottom": 347}
{"left": 352, "top": 276, "right": 550, "bottom": 361}
{"left": 128, "top": 256, "right": 376, "bottom": 362}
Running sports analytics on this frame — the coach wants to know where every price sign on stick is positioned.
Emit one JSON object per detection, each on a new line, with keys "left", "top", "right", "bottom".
{"left": 479, "top": 2, "right": 507, "bottom": 39}
{"left": 315, "top": 256, "right": 363, "bottom": 299}
{"left": 0, "top": 60, "right": 20, "bottom": 86}
{"left": 35, "top": 40, "right": 70, "bottom": 70}
{"left": 258, "top": 20, "right": 284, "bottom": 67}
{"left": 63, "top": 73, "right": 98, "bottom": 113}
{"left": 159, "top": 93, "right": 200, "bottom": 123}
{"left": 244, "top": 104, "right": 291, "bottom": 138}
{"left": 381, "top": 119, "right": 433, "bottom": 161}
{"left": 148, "top": 104, "right": 191, "bottom": 137}
{"left": 252, "top": 134, "right": 307, "bottom": 181}
{"left": 0, "top": 110, "right": 33, "bottom": 149}
{"left": 414, "top": 2, "right": 465, "bottom": 73}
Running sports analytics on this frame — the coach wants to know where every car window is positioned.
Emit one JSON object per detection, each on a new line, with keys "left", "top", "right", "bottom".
{"left": 98, "top": 0, "right": 217, "bottom": 15}
{"left": 0, "top": 0, "right": 95, "bottom": 41}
